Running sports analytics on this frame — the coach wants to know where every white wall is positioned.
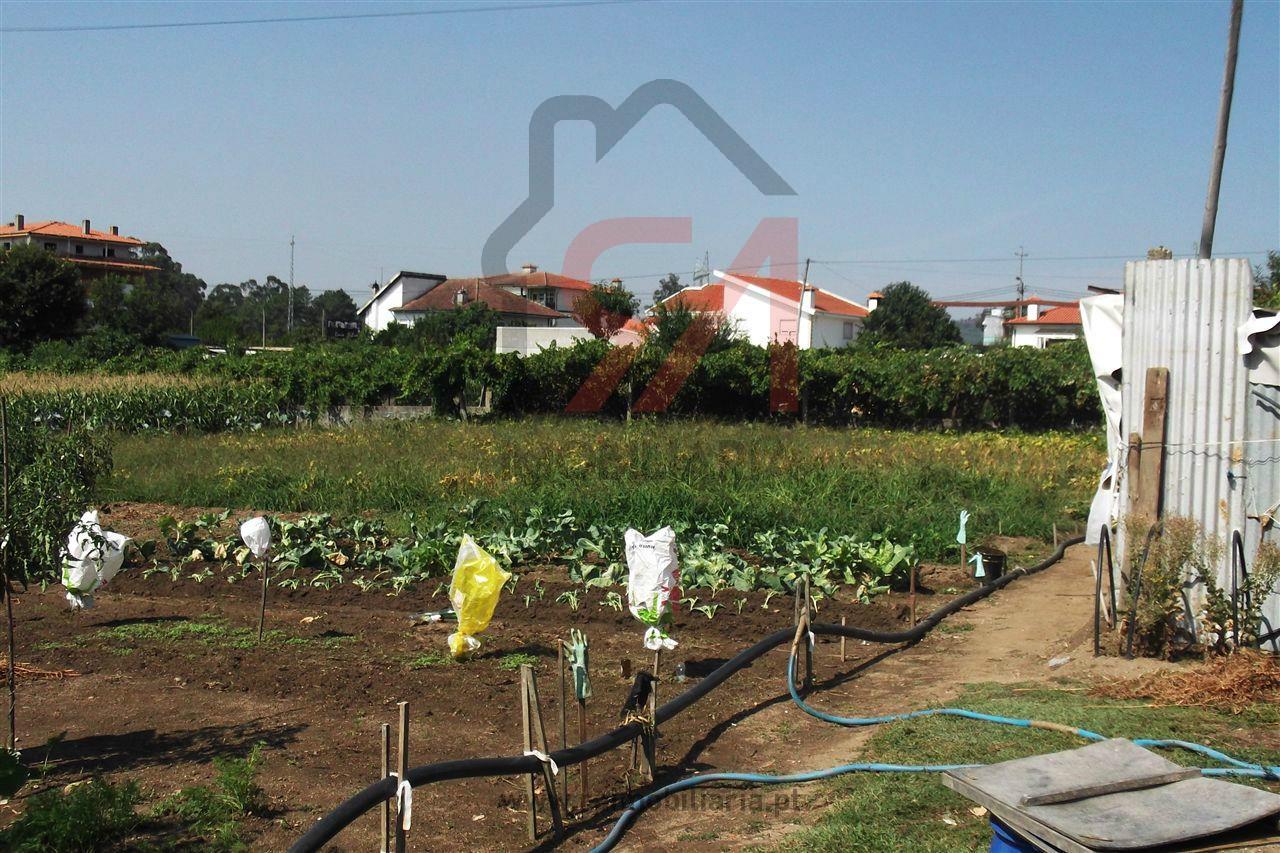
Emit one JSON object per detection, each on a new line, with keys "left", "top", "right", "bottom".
{"left": 362, "top": 280, "right": 403, "bottom": 332}
{"left": 495, "top": 326, "right": 594, "bottom": 355}
{"left": 811, "top": 314, "right": 861, "bottom": 348}
{"left": 1010, "top": 324, "right": 1081, "bottom": 348}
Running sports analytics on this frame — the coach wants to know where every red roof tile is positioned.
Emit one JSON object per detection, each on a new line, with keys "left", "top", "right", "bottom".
{"left": 668, "top": 274, "right": 869, "bottom": 318}
{"left": 0, "top": 220, "right": 145, "bottom": 246}
{"left": 483, "top": 270, "right": 594, "bottom": 292}
{"left": 1007, "top": 304, "right": 1082, "bottom": 325}
{"left": 395, "top": 278, "right": 566, "bottom": 318}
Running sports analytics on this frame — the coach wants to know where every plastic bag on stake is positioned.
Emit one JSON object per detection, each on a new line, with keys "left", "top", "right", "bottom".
{"left": 61, "top": 510, "right": 131, "bottom": 610}
{"left": 447, "top": 535, "right": 510, "bottom": 659}
{"left": 624, "top": 527, "right": 680, "bottom": 650}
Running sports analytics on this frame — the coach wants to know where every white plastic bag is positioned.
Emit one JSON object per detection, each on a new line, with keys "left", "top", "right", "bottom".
{"left": 240, "top": 517, "right": 272, "bottom": 558}
{"left": 625, "top": 527, "right": 680, "bottom": 648}
{"left": 61, "top": 510, "right": 131, "bottom": 610}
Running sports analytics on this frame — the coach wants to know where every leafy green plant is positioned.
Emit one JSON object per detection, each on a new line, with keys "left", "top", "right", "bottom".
{"left": 0, "top": 778, "right": 141, "bottom": 852}
{"left": 153, "top": 744, "right": 266, "bottom": 850}
{"left": 498, "top": 652, "right": 540, "bottom": 670}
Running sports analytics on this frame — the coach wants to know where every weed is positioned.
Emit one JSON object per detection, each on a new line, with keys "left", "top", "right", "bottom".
{"left": 407, "top": 652, "right": 454, "bottom": 669}
{"left": 498, "top": 652, "right": 540, "bottom": 671}
{"left": 153, "top": 744, "right": 266, "bottom": 851}
{"left": 0, "top": 778, "right": 141, "bottom": 851}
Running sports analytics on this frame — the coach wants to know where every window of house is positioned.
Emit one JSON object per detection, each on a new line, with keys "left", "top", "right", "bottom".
{"left": 44, "top": 242, "right": 56, "bottom": 251}
{"left": 75, "top": 244, "right": 84, "bottom": 255}
{"left": 843, "top": 321, "right": 855, "bottom": 340}
{"left": 529, "top": 289, "right": 556, "bottom": 308}
{"left": 107, "top": 247, "right": 116, "bottom": 257}
{"left": 1, "top": 242, "right": 9, "bottom": 250}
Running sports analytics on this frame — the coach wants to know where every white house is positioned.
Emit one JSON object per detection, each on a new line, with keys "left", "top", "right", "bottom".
{"left": 1007, "top": 302, "right": 1083, "bottom": 348}
{"left": 0, "top": 214, "right": 157, "bottom": 280}
{"left": 358, "top": 269, "right": 576, "bottom": 332}
{"left": 660, "top": 270, "right": 869, "bottom": 348}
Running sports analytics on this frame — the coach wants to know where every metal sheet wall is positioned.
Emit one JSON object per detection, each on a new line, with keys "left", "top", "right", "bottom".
{"left": 1243, "top": 383, "right": 1280, "bottom": 651}
{"left": 1116, "top": 259, "right": 1253, "bottom": 623}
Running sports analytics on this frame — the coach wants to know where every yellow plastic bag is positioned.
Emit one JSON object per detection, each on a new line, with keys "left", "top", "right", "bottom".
{"left": 447, "top": 535, "right": 510, "bottom": 658}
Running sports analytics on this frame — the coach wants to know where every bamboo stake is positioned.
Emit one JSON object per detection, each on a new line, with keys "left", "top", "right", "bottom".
{"left": 522, "top": 665, "right": 563, "bottom": 837}
{"left": 1053, "top": 523, "right": 1059, "bottom": 549}
{"left": 908, "top": 564, "right": 917, "bottom": 626}
{"left": 840, "top": 616, "right": 847, "bottom": 662}
{"left": 394, "top": 702, "right": 408, "bottom": 853}
{"left": 380, "top": 723, "right": 390, "bottom": 853}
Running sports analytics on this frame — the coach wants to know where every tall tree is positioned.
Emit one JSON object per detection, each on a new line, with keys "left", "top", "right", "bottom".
{"left": 574, "top": 281, "right": 639, "bottom": 339}
{"left": 0, "top": 245, "right": 86, "bottom": 348}
{"left": 1253, "top": 250, "right": 1280, "bottom": 310}
{"left": 652, "top": 273, "right": 684, "bottom": 306}
{"left": 861, "top": 281, "right": 961, "bottom": 349}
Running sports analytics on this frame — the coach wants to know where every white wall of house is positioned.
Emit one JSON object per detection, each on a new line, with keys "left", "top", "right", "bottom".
{"left": 495, "top": 326, "right": 594, "bottom": 355}
{"left": 811, "top": 313, "right": 861, "bottom": 348}
{"left": 361, "top": 274, "right": 446, "bottom": 332}
{"left": 1010, "top": 324, "right": 1081, "bottom": 348}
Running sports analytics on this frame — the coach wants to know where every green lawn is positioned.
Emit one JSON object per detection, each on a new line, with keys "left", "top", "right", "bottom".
{"left": 779, "top": 683, "right": 1280, "bottom": 852}
{"left": 104, "top": 419, "right": 1103, "bottom": 561}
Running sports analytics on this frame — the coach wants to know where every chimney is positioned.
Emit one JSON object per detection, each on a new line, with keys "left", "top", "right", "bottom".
{"left": 371, "top": 281, "right": 380, "bottom": 294}
{"left": 14, "top": 214, "right": 23, "bottom": 230}
{"left": 1026, "top": 301, "right": 1040, "bottom": 322}
{"left": 1147, "top": 245, "right": 1173, "bottom": 260}
{"left": 610, "top": 278, "right": 623, "bottom": 287}
{"left": 110, "top": 225, "right": 119, "bottom": 236}
{"left": 454, "top": 288, "right": 467, "bottom": 306}
{"left": 521, "top": 263, "right": 538, "bottom": 274}
{"left": 866, "top": 291, "right": 882, "bottom": 311}
{"left": 83, "top": 219, "right": 91, "bottom": 235}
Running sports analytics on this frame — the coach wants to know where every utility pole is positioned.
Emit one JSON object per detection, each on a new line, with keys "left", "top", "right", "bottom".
{"left": 261, "top": 303, "right": 267, "bottom": 348}
{"left": 1199, "top": 0, "right": 1243, "bottom": 259}
{"left": 1015, "top": 247, "right": 1028, "bottom": 303}
{"left": 793, "top": 258, "right": 811, "bottom": 346}
{"left": 287, "top": 235, "right": 295, "bottom": 334}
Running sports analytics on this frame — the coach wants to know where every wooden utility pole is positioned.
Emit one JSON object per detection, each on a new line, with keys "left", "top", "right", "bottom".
{"left": 1198, "top": 0, "right": 1244, "bottom": 259}
{"left": 1, "top": 397, "right": 13, "bottom": 752}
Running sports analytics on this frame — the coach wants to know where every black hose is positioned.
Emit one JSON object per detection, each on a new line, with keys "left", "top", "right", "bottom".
{"left": 1093, "top": 526, "right": 1114, "bottom": 657}
{"left": 289, "top": 536, "right": 1084, "bottom": 852}
{"left": 1231, "top": 530, "right": 1247, "bottom": 648}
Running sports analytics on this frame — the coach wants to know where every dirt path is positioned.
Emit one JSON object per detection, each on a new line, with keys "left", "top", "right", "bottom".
{"left": 622, "top": 543, "right": 1172, "bottom": 851}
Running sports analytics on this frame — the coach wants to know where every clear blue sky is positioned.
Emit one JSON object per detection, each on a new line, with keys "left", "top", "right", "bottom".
{"left": 2, "top": 0, "right": 1277, "bottom": 305}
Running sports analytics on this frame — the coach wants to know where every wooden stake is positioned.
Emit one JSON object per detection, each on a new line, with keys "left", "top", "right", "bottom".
{"left": 960, "top": 542, "right": 967, "bottom": 573}
{"left": 1, "top": 396, "right": 14, "bottom": 752}
{"left": 908, "top": 564, "right": 917, "bottom": 626}
{"left": 557, "top": 643, "right": 569, "bottom": 814}
{"left": 521, "top": 665, "right": 563, "bottom": 837}
{"left": 256, "top": 553, "right": 271, "bottom": 643}
{"left": 380, "top": 723, "right": 390, "bottom": 853}
{"left": 394, "top": 701, "right": 408, "bottom": 853}
{"left": 1053, "top": 523, "right": 1059, "bottom": 549}
{"left": 840, "top": 616, "right": 847, "bottom": 662}
{"left": 1198, "top": 0, "right": 1243, "bottom": 259}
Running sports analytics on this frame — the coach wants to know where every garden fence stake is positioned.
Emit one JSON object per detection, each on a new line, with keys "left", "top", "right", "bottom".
{"left": 1, "top": 395, "right": 14, "bottom": 752}
{"left": 521, "top": 664, "right": 563, "bottom": 838}
{"left": 394, "top": 702, "right": 409, "bottom": 853}
{"left": 256, "top": 552, "right": 271, "bottom": 644}
{"left": 378, "top": 717, "right": 389, "bottom": 850}
{"left": 840, "top": 616, "right": 847, "bottom": 663}
{"left": 1053, "top": 523, "right": 1059, "bottom": 549}
{"left": 908, "top": 564, "right": 917, "bottom": 626}
{"left": 558, "top": 642, "right": 569, "bottom": 814}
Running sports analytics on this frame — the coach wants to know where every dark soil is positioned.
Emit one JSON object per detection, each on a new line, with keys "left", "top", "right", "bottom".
{"left": 4, "top": 504, "right": 977, "bottom": 851}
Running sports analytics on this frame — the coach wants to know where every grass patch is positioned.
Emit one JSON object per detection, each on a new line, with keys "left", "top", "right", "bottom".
{"left": 938, "top": 622, "right": 975, "bottom": 635}
{"left": 781, "top": 682, "right": 1280, "bottom": 852}
{"left": 41, "top": 618, "right": 349, "bottom": 654}
{"left": 153, "top": 744, "right": 266, "bottom": 851}
{"left": 406, "top": 652, "right": 455, "bottom": 669}
{"left": 0, "top": 779, "right": 142, "bottom": 851}
{"left": 497, "top": 652, "right": 541, "bottom": 671}
{"left": 104, "top": 420, "right": 1102, "bottom": 560}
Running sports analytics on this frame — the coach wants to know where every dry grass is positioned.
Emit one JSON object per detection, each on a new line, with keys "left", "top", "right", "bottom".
{"left": 1093, "top": 650, "right": 1280, "bottom": 713}
{"left": 0, "top": 656, "right": 81, "bottom": 684}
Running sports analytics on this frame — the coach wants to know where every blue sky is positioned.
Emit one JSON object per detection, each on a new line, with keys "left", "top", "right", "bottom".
{"left": 2, "top": 0, "right": 1277, "bottom": 306}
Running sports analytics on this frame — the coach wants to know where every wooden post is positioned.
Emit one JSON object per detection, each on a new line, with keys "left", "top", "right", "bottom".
{"left": 521, "top": 665, "right": 563, "bottom": 838}
{"left": 1198, "top": 0, "right": 1243, "bottom": 259}
{"left": 1135, "top": 368, "right": 1169, "bottom": 524}
{"left": 1, "top": 396, "right": 14, "bottom": 752}
{"left": 639, "top": 649, "right": 660, "bottom": 783}
{"left": 1053, "top": 523, "right": 1059, "bottom": 549}
{"left": 379, "top": 723, "right": 391, "bottom": 853}
{"left": 960, "top": 542, "right": 967, "bottom": 573}
{"left": 557, "top": 643, "right": 569, "bottom": 813}
{"left": 839, "top": 615, "right": 847, "bottom": 663}
{"left": 394, "top": 701, "right": 408, "bottom": 853}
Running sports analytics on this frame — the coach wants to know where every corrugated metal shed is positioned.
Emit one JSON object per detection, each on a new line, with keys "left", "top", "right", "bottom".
{"left": 1115, "top": 259, "right": 1254, "bottom": 630}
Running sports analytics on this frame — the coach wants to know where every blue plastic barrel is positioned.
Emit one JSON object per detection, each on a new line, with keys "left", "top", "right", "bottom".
{"left": 990, "top": 818, "right": 1039, "bottom": 852}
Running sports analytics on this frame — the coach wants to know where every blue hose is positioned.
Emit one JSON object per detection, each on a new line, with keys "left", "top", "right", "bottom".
{"left": 588, "top": 653, "right": 1279, "bottom": 853}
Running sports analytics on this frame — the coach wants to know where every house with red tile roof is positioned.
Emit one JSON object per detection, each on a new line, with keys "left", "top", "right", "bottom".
{"left": 0, "top": 214, "right": 158, "bottom": 279}
{"left": 659, "top": 270, "right": 869, "bottom": 348}
{"left": 1006, "top": 301, "right": 1083, "bottom": 348}
{"left": 358, "top": 269, "right": 576, "bottom": 331}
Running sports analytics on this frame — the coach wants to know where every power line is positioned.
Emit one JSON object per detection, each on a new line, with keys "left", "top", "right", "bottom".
{"left": 1, "top": 0, "right": 628, "bottom": 34}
